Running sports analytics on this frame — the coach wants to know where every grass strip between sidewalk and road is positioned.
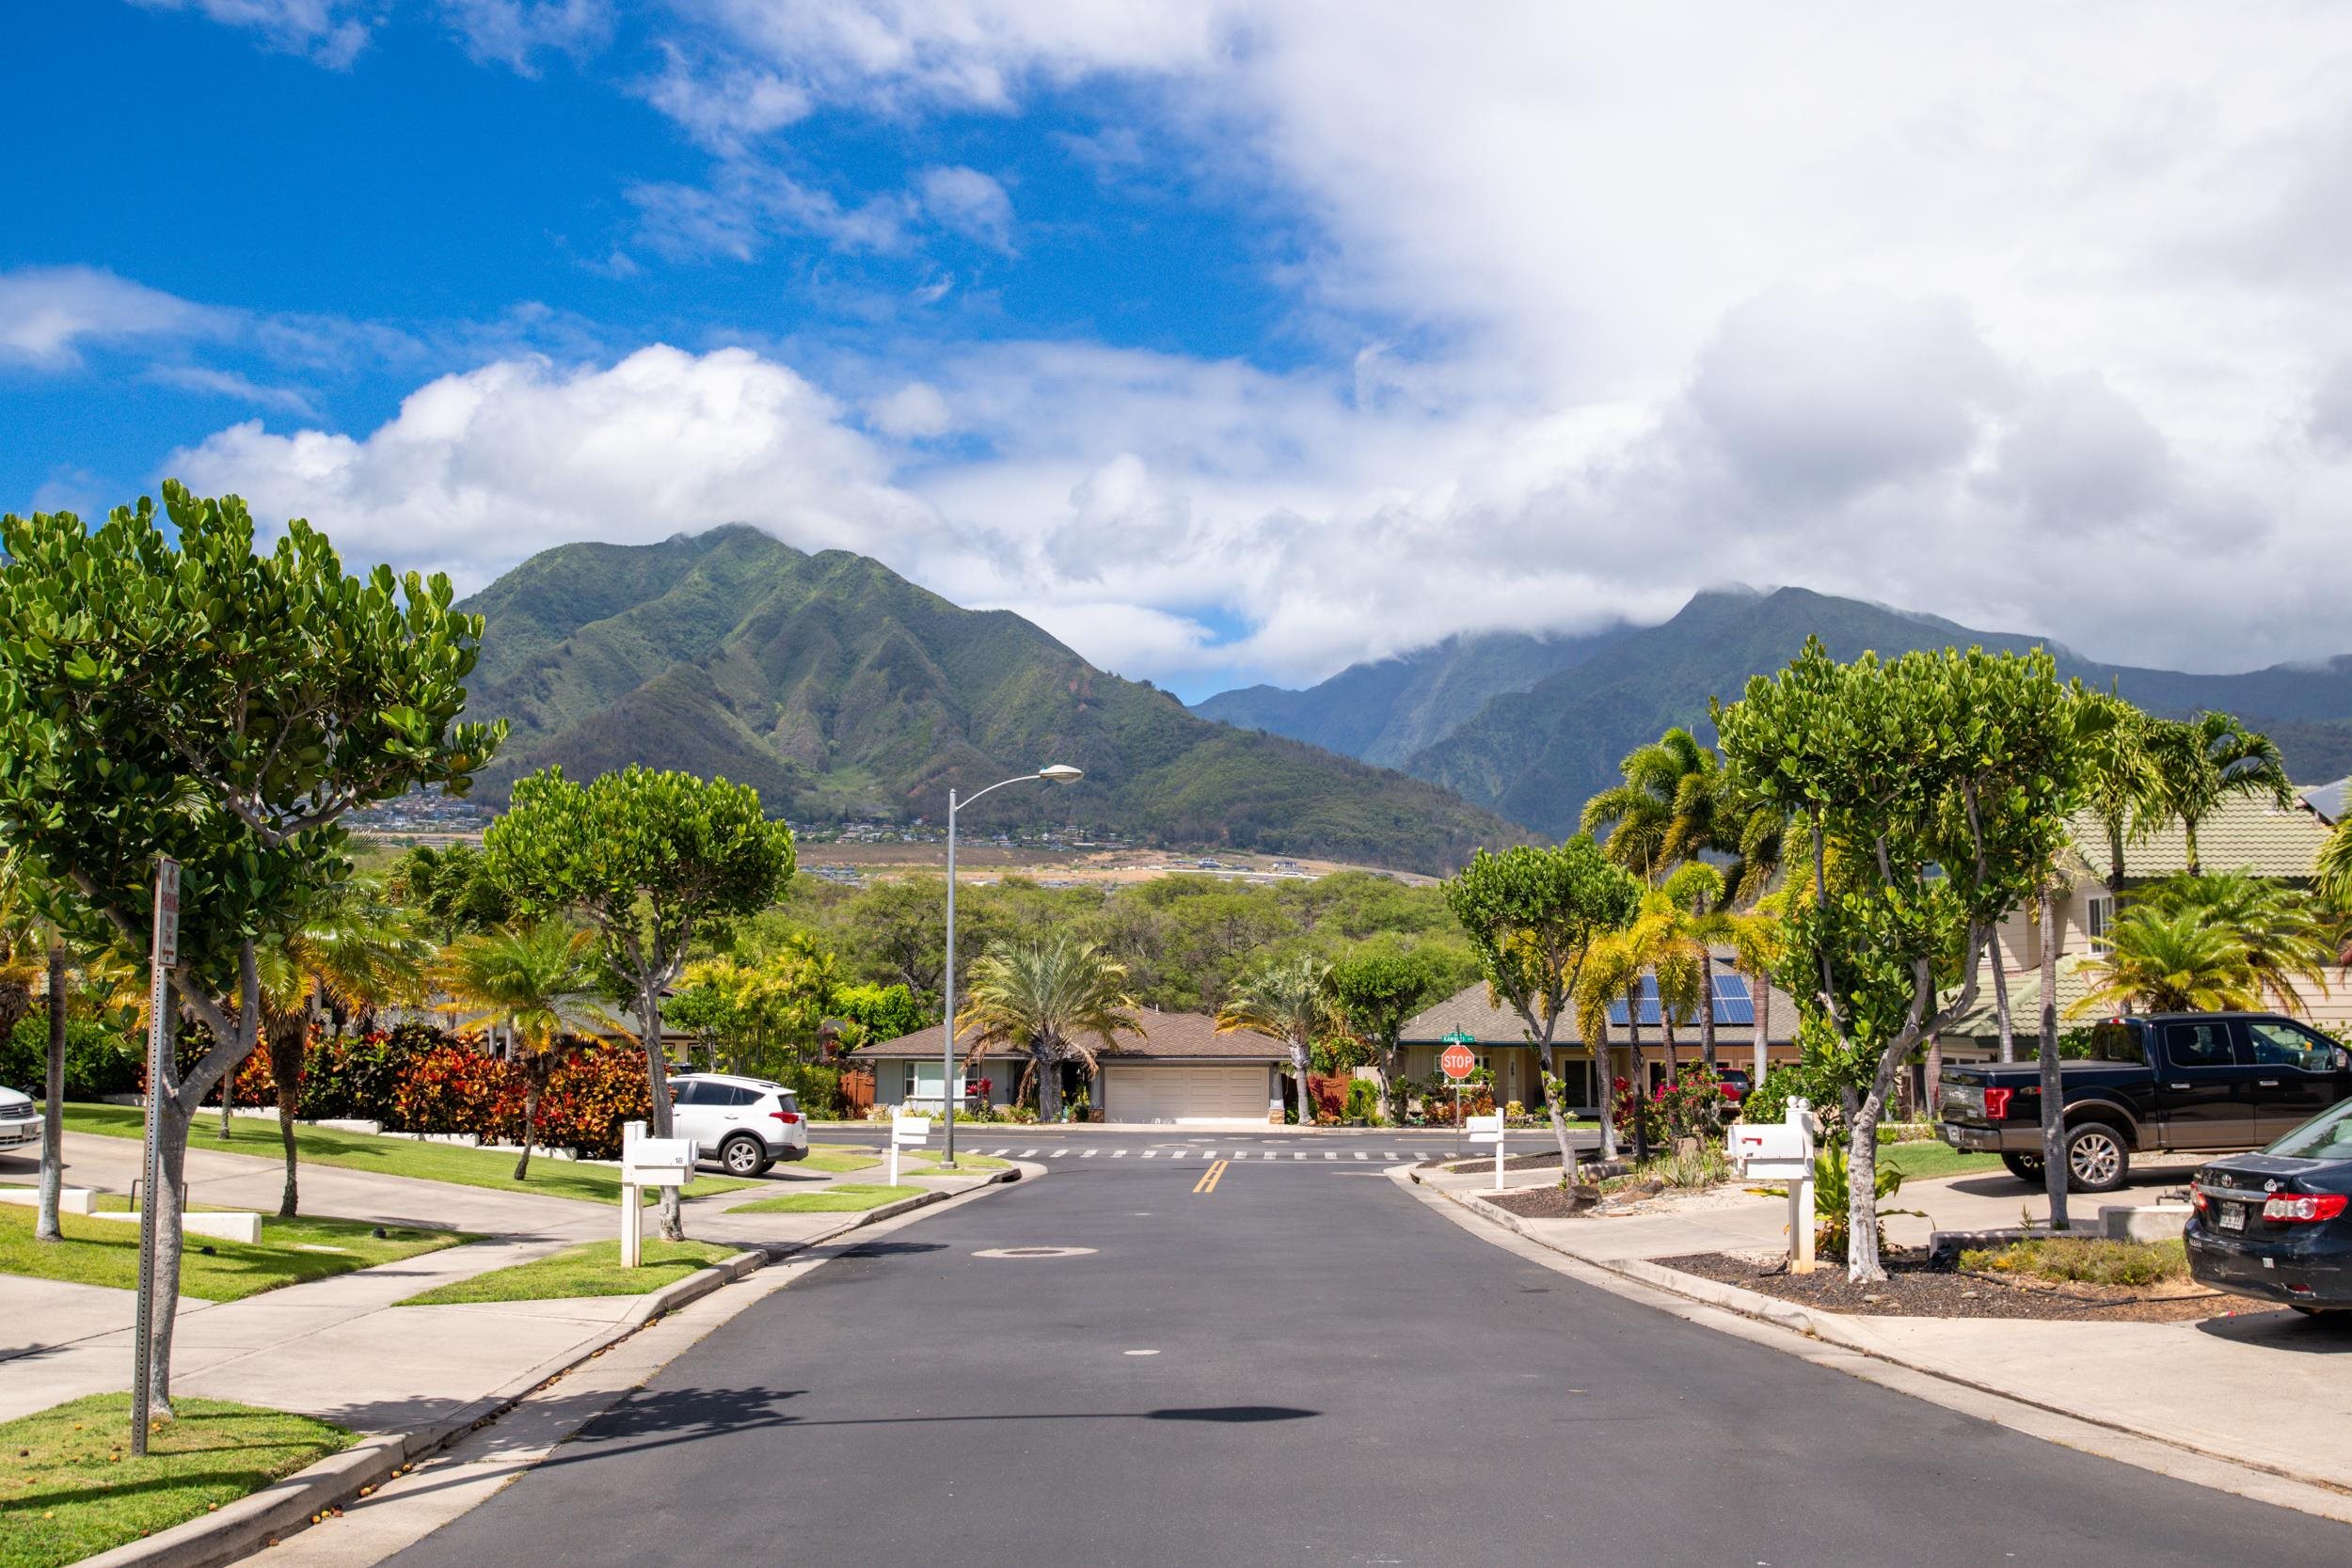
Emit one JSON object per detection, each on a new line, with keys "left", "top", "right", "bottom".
{"left": 62, "top": 1104, "right": 758, "bottom": 1207}
{"left": 728, "top": 1182, "right": 926, "bottom": 1214}
{"left": 797, "top": 1146, "right": 884, "bottom": 1174}
{"left": 0, "top": 1202, "right": 466, "bottom": 1302}
{"left": 396, "top": 1239, "right": 739, "bottom": 1305}
{"left": 0, "top": 1392, "right": 352, "bottom": 1568}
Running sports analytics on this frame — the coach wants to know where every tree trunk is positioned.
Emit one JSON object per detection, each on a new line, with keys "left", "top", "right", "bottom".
{"left": 1035, "top": 1046, "right": 1060, "bottom": 1121}
{"left": 514, "top": 1076, "right": 538, "bottom": 1181}
{"left": 1594, "top": 1025, "right": 1617, "bottom": 1161}
{"left": 2184, "top": 818, "right": 2201, "bottom": 877}
{"left": 1990, "top": 933, "right": 2016, "bottom": 1064}
{"left": 37, "top": 941, "right": 66, "bottom": 1243}
{"left": 266, "top": 1017, "right": 306, "bottom": 1218}
{"left": 1697, "top": 960, "right": 1718, "bottom": 1074}
{"left": 1536, "top": 1037, "right": 1577, "bottom": 1181}
{"left": 640, "top": 983, "right": 682, "bottom": 1242}
{"left": 2038, "top": 880, "right": 2069, "bottom": 1230}
{"left": 1844, "top": 1037, "right": 1912, "bottom": 1284}
{"left": 1626, "top": 1012, "right": 1648, "bottom": 1164}
{"left": 149, "top": 1101, "right": 191, "bottom": 1415}
{"left": 1376, "top": 1045, "right": 1401, "bottom": 1126}
{"left": 1750, "top": 967, "right": 1770, "bottom": 1104}
{"left": 1661, "top": 1010, "right": 1679, "bottom": 1076}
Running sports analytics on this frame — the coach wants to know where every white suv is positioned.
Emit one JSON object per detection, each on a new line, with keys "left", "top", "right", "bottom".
{"left": 667, "top": 1073, "right": 809, "bottom": 1178}
{"left": 0, "top": 1085, "right": 40, "bottom": 1151}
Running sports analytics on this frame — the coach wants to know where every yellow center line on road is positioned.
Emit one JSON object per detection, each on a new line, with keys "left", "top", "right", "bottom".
{"left": 1192, "top": 1159, "right": 1229, "bottom": 1195}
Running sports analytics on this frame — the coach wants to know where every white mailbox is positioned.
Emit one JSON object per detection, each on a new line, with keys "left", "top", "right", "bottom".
{"left": 891, "top": 1116, "right": 932, "bottom": 1147}
{"left": 621, "top": 1136, "right": 696, "bottom": 1188}
{"left": 1464, "top": 1113, "right": 1503, "bottom": 1146}
{"left": 1725, "top": 1122, "right": 1812, "bottom": 1180}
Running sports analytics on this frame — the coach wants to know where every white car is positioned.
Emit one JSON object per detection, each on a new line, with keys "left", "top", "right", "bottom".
{"left": 667, "top": 1073, "right": 810, "bottom": 1177}
{"left": 0, "top": 1085, "right": 42, "bottom": 1151}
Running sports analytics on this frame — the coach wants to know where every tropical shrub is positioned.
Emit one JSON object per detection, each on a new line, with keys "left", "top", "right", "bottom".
{"left": 2, "top": 1015, "right": 141, "bottom": 1100}
{"left": 1813, "top": 1144, "right": 1914, "bottom": 1262}
{"left": 1343, "top": 1079, "right": 1380, "bottom": 1122}
{"left": 392, "top": 1041, "right": 524, "bottom": 1138}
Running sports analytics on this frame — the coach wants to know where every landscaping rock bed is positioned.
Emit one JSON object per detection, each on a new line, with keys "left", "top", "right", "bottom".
{"left": 1482, "top": 1183, "right": 1605, "bottom": 1218}
{"left": 1662, "top": 1249, "right": 2232, "bottom": 1323}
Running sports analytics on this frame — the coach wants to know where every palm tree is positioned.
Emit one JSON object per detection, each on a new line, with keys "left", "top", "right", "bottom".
{"left": 1575, "top": 937, "right": 1642, "bottom": 1161}
{"left": 1582, "top": 728, "right": 1712, "bottom": 884}
{"left": 1717, "top": 890, "right": 1787, "bottom": 1093}
{"left": 2140, "top": 712, "right": 2294, "bottom": 875}
{"left": 960, "top": 938, "right": 1140, "bottom": 1121}
{"left": 254, "top": 879, "right": 434, "bottom": 1213}
{"left": 2070, "top": 906, "right": 2260, "bottom": 1017}
{"left": 437, "top": 922, "right": 621, "bottom": 1180}
{"left": 1218, "top": 956, "right": 1339, "bottom": 1124}
{"left": 2076, "top": 693, "right": 2159, "bottom": 896}
{"left": 2135, "top": 872, "right": 2335, "bottom": 1016}
{"left": 2320, "top": 816, "right": 2352, "bottom": 914}
{"left": 1662, "top": 863, "right": 1727, "bottom": 1075}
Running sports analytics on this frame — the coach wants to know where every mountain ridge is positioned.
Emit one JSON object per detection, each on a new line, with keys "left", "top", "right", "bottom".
{"left": 455, "top": 526, "right": 1531, "bottom": 874}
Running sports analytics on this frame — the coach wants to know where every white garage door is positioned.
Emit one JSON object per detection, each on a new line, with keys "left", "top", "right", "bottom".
{"left": 1105, "top": 1066, "right": 1267, "bottom": 1125}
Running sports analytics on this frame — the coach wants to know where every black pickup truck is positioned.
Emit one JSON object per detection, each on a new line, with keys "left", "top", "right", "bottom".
{"left": 1937, "top": 1012, "right": 2352, "bottom": 1192}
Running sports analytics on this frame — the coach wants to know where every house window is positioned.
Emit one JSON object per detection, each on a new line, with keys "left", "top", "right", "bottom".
{"left": 2086, "top": 895, "right": 2115, "bottom": 951}
{"left": 909, "top": 1062, "right": 968, "bottom": 1103}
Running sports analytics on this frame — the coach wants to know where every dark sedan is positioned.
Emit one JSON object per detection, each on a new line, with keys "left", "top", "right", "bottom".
{"left": 2185, "top": 1096, "right": 2352, "bottom": 1315}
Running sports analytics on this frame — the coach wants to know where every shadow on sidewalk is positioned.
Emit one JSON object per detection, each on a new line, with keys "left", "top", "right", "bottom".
{"left": 2195, "top": 1309, "right": 2352, "bottom": 1354}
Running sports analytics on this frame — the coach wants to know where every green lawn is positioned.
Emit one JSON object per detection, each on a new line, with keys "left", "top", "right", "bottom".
{"left": 728, "top": 1182, "right": 924, "bottom": 1214}
{"left": 904, "top": 1153, "right": 1009, "bottom": 1175}
{"left": 1879, "top": 1140, "right": 2003, "bottom": 1181}
{"left": 62, "top": 1105, "right": 757, "bottom": 1207}
{"left": 0, "top": 1393, "right": 351, "bottom": 1568}
{"left": 0, "top": 1203, "right": 464, "bottom": 1302}
{"left": 797, "top": 1146, "right": 883, "bottom": 1175}
{"left": 397, "top": 1239, "right": 739, "bottom": 1306}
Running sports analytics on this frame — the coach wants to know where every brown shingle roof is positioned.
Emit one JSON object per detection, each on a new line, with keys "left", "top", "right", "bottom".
{"left": 1400, "top": 954, "right": 1801, "bottom": 1047}
{"left": 2070, "top": 795, "right": 2329, "bottom": 882}
{"left": 856, "top": 1010, "right": 1285, "bottom": 1063}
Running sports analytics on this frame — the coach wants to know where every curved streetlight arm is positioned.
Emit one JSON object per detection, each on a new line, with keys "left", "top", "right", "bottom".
{"left": 940, "top": 766, "right": 1081, "bottom": 1166}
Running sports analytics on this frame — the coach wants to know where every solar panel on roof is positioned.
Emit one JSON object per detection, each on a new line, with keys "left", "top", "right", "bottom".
{"left": 1603, "top": 969, "right": 1756, "bottom": 1028}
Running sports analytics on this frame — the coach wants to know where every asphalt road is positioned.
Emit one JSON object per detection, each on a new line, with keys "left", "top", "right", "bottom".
{"left": 383, "top": 1143, "right": 2352, "bottom": 1568}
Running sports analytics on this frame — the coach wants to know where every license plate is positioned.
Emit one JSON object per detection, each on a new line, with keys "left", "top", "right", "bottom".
{"left": 2219, "top": 1204, "right": 2246, "bottom": 1232}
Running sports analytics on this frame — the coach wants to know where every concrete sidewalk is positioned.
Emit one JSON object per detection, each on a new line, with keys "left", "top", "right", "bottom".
{"left": 1411, "top": 1160, "right": 2352, "bottom": 1497}
{"left": 0, "top": 1142, "right": 1012, "bottom": 1428}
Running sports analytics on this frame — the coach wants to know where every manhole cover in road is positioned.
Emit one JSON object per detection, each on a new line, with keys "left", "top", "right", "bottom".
{"left": 972, "top": 1245, "right": 1098, "bottom": 1259}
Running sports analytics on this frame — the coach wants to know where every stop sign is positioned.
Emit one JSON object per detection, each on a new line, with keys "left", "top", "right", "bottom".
{"left": 1439, "top": 1042, "right": 1477, "bottom": 1080}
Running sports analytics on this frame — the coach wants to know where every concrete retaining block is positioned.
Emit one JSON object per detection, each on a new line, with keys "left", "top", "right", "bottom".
{"left": 2100, "top": 1203, "right": 2191, "bottom": 1243}
{"left": 85, "top": 1207, "right": 263, "bottom": 1243}
{"left": 0, "top": 1184, "right": 94, "bottom": 1214}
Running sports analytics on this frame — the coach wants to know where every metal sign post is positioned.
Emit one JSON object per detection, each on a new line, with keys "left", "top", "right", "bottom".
{"left": 131, "top": 857, "right": 179, "bottom": 1457}
{"left": 1439, "top": 1033, "right": 1476, "bottom": 1161}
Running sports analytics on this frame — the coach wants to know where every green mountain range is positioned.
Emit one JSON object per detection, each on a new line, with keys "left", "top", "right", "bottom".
{"left": 1192, "top": 625, "right": 1630, "bottom": 768}
{"left": 455, "top": 526, "right": 1529, "bottom": 873}
{"left": 1196, "top": 586, "right": 2352, "bottom": 839}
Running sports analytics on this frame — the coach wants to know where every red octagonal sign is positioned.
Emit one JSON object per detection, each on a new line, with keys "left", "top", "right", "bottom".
{"left": 1439, "top": 1043, "right": 1477, "bottom": 1081}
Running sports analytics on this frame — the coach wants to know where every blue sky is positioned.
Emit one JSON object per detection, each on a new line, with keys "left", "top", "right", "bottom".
{"left": 8, "top": 4, "right": 2352, "bottom": 697}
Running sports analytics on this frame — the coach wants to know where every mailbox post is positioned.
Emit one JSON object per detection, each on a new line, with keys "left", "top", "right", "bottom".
{"left": 1725, "top": 1098, "right": 1821, "bottom": 1275}
{"left": 620, "top": 1122, "right": 695, "bottom": 1268}
{"left": 1466, "top": 1112, "right": 1504, "bottom": 1190}
{"left": 890, "top": 1114, "right": 930, "bottom": 1185}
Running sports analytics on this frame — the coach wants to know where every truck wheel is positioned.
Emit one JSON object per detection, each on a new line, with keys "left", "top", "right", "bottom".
{"left": 2000, "top": 1152, "right": 2044, "bottom": 1183}
{"left": 2063, "top": 1122, "right": 2129, "bottom": 1193}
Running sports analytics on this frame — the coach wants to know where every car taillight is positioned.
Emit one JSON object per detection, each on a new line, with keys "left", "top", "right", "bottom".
{"left": 1982, "top": 1087, "right": 2012, "bottom": 1120}
{"left": 772, "top": 1110, "right": 803, "bottom": 1125}
{"left": 2189, "top": 1187, "right": 2208, "bottom": 1213}
{"left": 2262, "top": 1193, "right": 2347, "bottom": 1224}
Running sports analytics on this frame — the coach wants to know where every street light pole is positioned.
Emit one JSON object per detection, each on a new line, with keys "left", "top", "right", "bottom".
{"left": 940, "top": 764, "right": 1083, "bottom": 1168}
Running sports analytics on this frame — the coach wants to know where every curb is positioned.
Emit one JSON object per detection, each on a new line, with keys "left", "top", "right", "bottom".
{"left": 1411, "top": 1174, "right": 2352, "bottom": 1503}
{"left": 76, "top": 1165, "right": 1021, "bottom": 1568}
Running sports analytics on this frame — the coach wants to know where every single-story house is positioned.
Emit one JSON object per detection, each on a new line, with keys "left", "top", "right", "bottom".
{"left": 1399, "top": 953, "right": 1803, "bottom": 1115}
{"left": 856, "top": 1009, "right": 1288, "bottom": 1126}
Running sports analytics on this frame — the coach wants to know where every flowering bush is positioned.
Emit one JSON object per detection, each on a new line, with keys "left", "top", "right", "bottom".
{"left": 1612, "top": 1063, "right": 1736, "bottom": 1148}
{"left": 393, "top": 1041, "right": 524, "bottom": 1138}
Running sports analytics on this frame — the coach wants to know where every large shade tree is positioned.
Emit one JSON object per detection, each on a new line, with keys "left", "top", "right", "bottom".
{"left": 486, "top": 766, "right": 795, "bottom": 1240}
{"left": 0, "top": 484, "right": 501, "bottom": 1414}
{"left": 1327, "top": 947, "right": 1451, "bottom": 1125}
{"left": 1715, "top": 641, "right": 2091, "bottom": 1282}
{"left": 1444, "top": 839, "right": 1641, "bottom": 1177}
